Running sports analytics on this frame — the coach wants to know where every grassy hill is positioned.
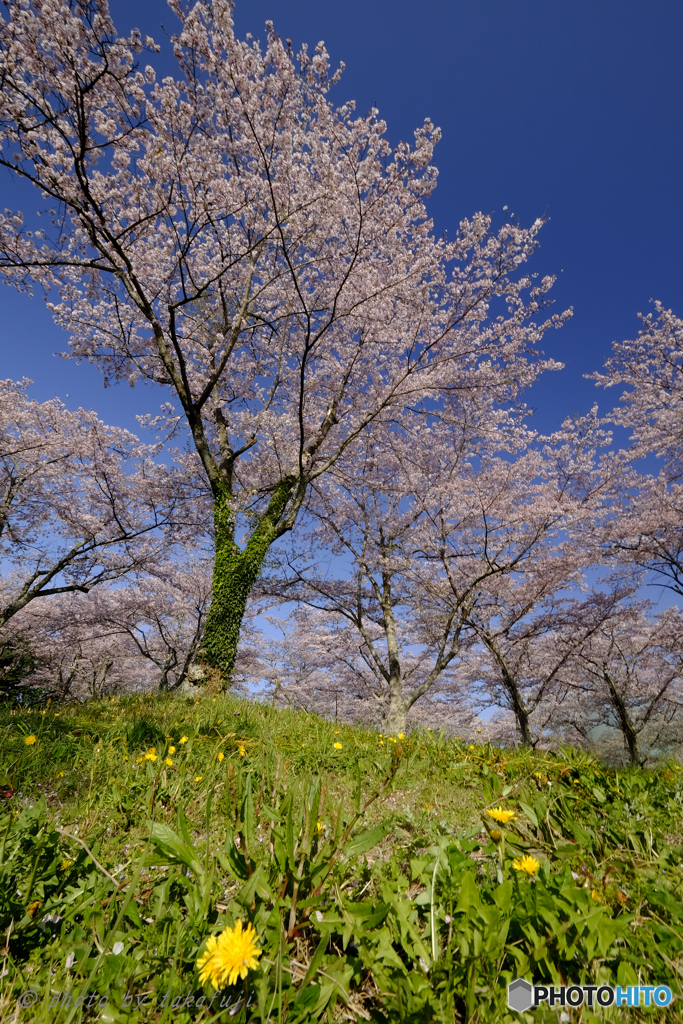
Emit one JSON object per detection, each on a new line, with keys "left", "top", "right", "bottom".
{"left": 1, "top": 693, "right": 683, "bottom": 1022}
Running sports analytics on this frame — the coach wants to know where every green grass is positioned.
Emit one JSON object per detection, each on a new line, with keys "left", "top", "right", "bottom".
{"left": 1, "top": 693, "right": 683, "bottom": 1022}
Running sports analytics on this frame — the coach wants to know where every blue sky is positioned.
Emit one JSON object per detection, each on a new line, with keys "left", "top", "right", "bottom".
{"left": 1, "top": 0, "right": 681, "bottom": 438}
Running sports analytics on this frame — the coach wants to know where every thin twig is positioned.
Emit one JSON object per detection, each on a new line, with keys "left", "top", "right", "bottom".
{"left": 58, "top": 828, "right": 122, "bottom": 888}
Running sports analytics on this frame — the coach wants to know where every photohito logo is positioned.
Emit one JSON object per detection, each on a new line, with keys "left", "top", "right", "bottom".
{"left": 507, "top": 980, "right": 672, "bottom": 1012}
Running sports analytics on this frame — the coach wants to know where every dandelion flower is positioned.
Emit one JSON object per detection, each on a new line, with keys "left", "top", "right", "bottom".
{"left": 334, "top": 730, "right": 340, "bottom": 735}
{"left": 144, "top": 752, "right": 157, "bottom": 762}
{"left": 468, "top": 744, "right": 475, "bottom": 750}
{"left": 476, "top": 728, "right": 483, "bottom": 734}
{"left": 379, "top": 740, "right": 384, "bottom": 745}
{"left": 590, "top": 888, "right": 602, "bottom": 903}
{"left": 316, "top": 820, "right": 324, "bottom": 834}
{"left": 217, "top": 752, "right": 224, "bottom": 761}
{"left": 197, "top": 920, "right": 262, "bottom": 989}
{"left": 61, "top": 859, "right": 74, "bottom": 871}
{"left": 194, "top": 775, "right": 203, "bottom": 782}
{"left": 168, "top": 745, "right": 176, "bottom": 754}
{"left": 333, "top": 742, "right": 342, "bottom": 750}
{"left": 148, "top": 747, "right": 156, "bottom": 755}
{"left": 180, "top": 736, "right": 188, "bottom": 744}
{"left": 486, "top": 806, "right": 516, "bottom": 824}
{"left": 489, "top": 828, "right": 502, "bottom": 841}
{"left": 28, "top": 900, "right": 41, "bottom": 917}
{"left": 512, "top": 854, "right": 540, "bottom": 876}
{"left": 238, "top": 744, "right": 246, "bottom": 757}
{"left": 58, "top": 771, "right": 65, "bottom": 777}
{"left": 166, "top": 758, "right": 173, "bottom": 766}
{"left": 398, "top": 733, "right": 404, "bottom": 739}
{"left": 25, "top": 735, "right": 37, "bottom": 745}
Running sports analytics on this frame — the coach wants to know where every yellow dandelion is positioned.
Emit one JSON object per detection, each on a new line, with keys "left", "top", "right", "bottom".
{"left": 468, "top": 744, "right": 474, "bottom": 750}
{"left": 398, "top": 732, "right": 405, "bottom": 739}
{"left": 476, "top": 728, "right": 483, "bottom": 733}
{"left": 144, "top": 752, "right": 157, "bottom": 762}
{"left": 28, "top": 900, "right": 41, "bottom": 917}
{"left": 196, "top": 920, "right": 262, "bottom": 989}
{"left": 486, "top": 806, "right": 516, "bottom": 824}
{"left": 379, "top": 740, "right": 384, "bottom": 745}
{"left": 512, "top": 854, "right": 540, "bottom": 876}
{"left": 123, "top": 756, "right": 129, "bottom": 761}
{"left": 316, "top": 820, "right": 324, "bottom": 834}
{"left": 25, "top": 735, "right": 37, "bottom": 746}
{"left": 301, "top": 743, "right": 305, "bottom": 748}
{"left": 135, "top": 757, "right": 144, "bottom": 764}
{"left": 333, "top": 742, "right": 342, "bottom": 750}
{"left": 238, "top": 744, "right": 246, "bottom": 757}
{"left": 389, "top": 737, "right": 397, "bottom": 743}
{"left": 168, "top": 745, "right": 176, "bottom": 754}
{"left": 180, "top": 736, "right": 188, "bottom": 744}
{"left": 194, "top": 775, "right": 203, "bottom": 782}
{"left": 489, "top": 828, "right": 502, "bottom": 841}
{"left": 166, "top": 758, "right": 173, "bottom": 766}
{"left": 534, "top": 772, "right": 543, "bottom": 778}
{"left": 334, "top": 730, "right": 340, "bottom": 734}
{"left": 212, "top": 698, "right": 216, "bottom": 702}
{"left": 217, "top": 752, "right": 224, "bottom": 762}
{"left": 61, "top": 858, "right": 74, "bottom": 871}
{"left": 591, "top": 888, "right": 602, "bottom": 903}
{"left": 148, "top": 747, "right": 156, "bottom": 755}
{"left": 57, "top": 771, "right": 65, "bottom": 778}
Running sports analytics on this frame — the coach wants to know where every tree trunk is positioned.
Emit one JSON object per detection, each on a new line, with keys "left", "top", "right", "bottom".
{"left": 200, "top": 477, "right": 295, "bottom": 684}
{"left": 384, "top": 687, "right": 407, "bottom": 736}
{"left": 604, "top": 671, "right": 642, "bottom": 766}
{"left": 496, "top": 667, "right": 534, "bottom": 746}
{"left": 479, "top": 631, "right": 535, "bottom": 746}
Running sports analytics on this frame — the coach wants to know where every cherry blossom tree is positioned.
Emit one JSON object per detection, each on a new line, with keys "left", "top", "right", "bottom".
{"left": 0, "top": 0, "right": 568, "bottom": 683}
{"left": 563, "top": 597, "right": 683, "bottom": 766}
{"left": 592, "top": 305, "right": 683, "bottom": 594}
{"left": 6, "top": 558, "right": 212, "bottom": 699}
{"left": 465, "top": 586, "right": 627, "bottom": 748}
{"left": 259, "top": 398, "right": 599, "bottom": 734}
{"left": 58, "top": 560, "right": 212, "bottom": 692}
{"left": 592, "top": 304, "right": 683, "bottom": 479}
{"left": 0, "top": 378, "right": 180, "bottom": 631}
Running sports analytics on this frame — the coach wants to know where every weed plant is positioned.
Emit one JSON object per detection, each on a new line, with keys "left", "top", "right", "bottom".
{"left": 1, "top": 694, "right": 683, "bottom": 1022}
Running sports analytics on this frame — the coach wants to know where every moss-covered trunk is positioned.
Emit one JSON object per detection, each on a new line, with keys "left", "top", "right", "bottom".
{"left": 201, "top": 477, "right": 296, "bottom": 684}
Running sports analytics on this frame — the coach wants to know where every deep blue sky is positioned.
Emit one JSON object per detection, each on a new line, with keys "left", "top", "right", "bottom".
{"left": 1, "top": 0, "right": 681, "bottom": 436}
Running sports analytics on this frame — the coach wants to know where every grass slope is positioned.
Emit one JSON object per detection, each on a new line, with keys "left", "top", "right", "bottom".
{"left": 1, "top": 693, "right": 683, "bottom": 1022}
